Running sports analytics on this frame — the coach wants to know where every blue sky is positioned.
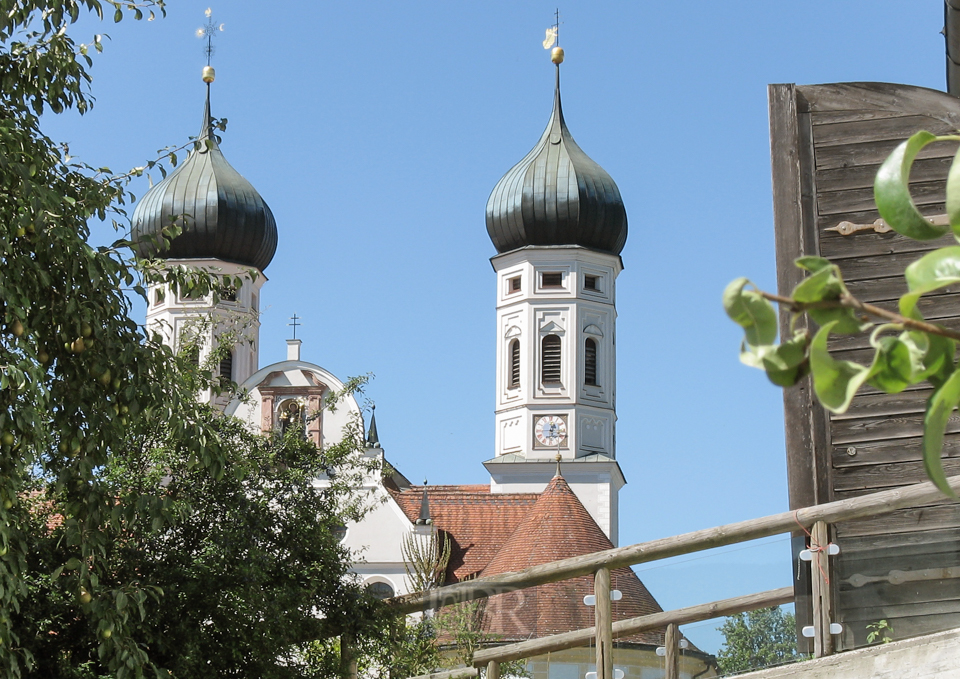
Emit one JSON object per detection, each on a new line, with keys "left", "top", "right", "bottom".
{"left": 40, "top": 1, "right": 948, "bottom": 656}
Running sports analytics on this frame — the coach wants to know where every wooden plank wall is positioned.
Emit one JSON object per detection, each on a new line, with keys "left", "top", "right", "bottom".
{"left": 769, "top": 82, "right": 960, "bottom": 651}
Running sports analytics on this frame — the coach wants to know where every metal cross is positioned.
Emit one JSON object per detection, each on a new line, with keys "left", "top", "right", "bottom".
{"left": 288, "top": 313, "right": 301, "bottom": 339}
{"left": 554, "top": 8, "right": 562, "bottom": 44}
{"left": 196, "top": 8, "right": 224, "bottom": 65}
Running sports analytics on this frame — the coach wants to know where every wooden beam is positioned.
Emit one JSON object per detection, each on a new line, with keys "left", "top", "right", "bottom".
{"left": 664, "top": 623, "right": 680, "bottom": 679}
{"left": 472, "top": 587, "right": 794, "bottom": 666}
{"left": 485, "top": 661, "right": 499, "bottom": 679}
{"left": 595, "top": 568, "right": 613, "bottom": 679}
{"left": 391, "top": 476, "right": 960, "bottom": 615}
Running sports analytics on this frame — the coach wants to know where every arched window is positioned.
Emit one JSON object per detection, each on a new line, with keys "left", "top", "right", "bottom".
{"left": 509, "top": 339, "right": 520, "bottom": 389}
{"left": 219, "top": 351, "right": 234, "bottom": 382}
{"left": 585, "top": 338, "right": 598, "bottom": 386}
{"left": 541, "top": 335, "right": 562, "bottom": 385}
{"left": 366, "top": 581, "right": 395, "bottom": 600}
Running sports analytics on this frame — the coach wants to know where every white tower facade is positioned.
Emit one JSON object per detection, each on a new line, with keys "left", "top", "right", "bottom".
{"left": 144, "top": 259, "right": 265, "bottom": 395}
{"left": 492, "top": 247, "right": 620, "bottom": 461}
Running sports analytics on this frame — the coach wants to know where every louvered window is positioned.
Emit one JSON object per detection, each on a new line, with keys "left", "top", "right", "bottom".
{"left": 541, "top": 335, "right": 562, "bottom": 385}
{"left": 585, "top": 338, "right": 598, "bottom": 386}
{"left": 219, "top": 351, "right": 234, "bottom": 382}
{"left": 584, "top": 275, "right": 598, "bottom": 291}
{"left": 541, "top": 272, "right": 563, "bottom": 288}
{"left": 509, "top": 276, "right": 522, "bottom": 293}
{"left": 509, "top": 339, "right": 520, "bottom": 388}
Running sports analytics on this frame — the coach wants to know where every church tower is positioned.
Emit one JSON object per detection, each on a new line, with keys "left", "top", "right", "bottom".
{"left": 484, "top": 47, "right": 628, "bottom": 544}
{"left": 131, "top": 68, "right": 278, "bottom": 399}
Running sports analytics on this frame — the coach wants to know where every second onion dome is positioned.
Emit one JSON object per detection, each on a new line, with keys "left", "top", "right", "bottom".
{"left": 486, "top": 65, "right": 627, "bottom": 256}
{"left": 132, "top": 84, "right": 278, "bottom": 272}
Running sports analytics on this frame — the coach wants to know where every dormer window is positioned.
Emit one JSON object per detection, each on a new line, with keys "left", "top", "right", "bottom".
{"left": 541, "top": 272, "right": 563, "bottom": 288}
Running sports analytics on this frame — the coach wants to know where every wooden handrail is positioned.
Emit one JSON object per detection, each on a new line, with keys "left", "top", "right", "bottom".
{"left": 406, "top": 668, "right": 479, "bottom": 679}
{"left": 471, "top": 587, "right": 794, "bottom": 665}
{"left": 389, "top": 474, "right": 960, "bottom": 614}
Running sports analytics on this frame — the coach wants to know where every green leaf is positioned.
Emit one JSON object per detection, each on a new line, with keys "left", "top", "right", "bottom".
{"left": 759, "top": 332, "right": 810, "bottom": 387}
{"left": 901, "top": 246, "right": 960, "bottom": 318}
{"left": 795, "top": 256, "right": 833, "bottom": 274}
{"left": 723, "top": 278, "right": 778, "bottom": 347}
{"left": 867, "top": 334, "right": 915, "bottom": 393}
{"left": 923, "top": 369, "right": 960, "bottom": 497}
{"left": 875, "top": 131, "right": 951, "bottom": 241}
{"left": 947, "top": 145, "right": 960, "bottom": 240}
{"left": 809, "top": 322, "right": 873, "bottom": 412}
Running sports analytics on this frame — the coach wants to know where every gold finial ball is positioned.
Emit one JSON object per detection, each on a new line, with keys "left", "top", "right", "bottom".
{"left": 202, "top": 65, "right": 216, "bottom": 83}
{"left": 551, "top": 46, "right": 564, "bottom": 64}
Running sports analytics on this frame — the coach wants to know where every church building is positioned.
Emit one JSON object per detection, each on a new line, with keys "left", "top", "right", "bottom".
{"left": 130, "top": 49, "right": 715, "bottom": 679}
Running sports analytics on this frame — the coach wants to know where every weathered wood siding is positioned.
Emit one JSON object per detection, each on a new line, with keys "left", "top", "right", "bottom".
{"left": 769, "top": 82, "right": 960, "bottom": 651}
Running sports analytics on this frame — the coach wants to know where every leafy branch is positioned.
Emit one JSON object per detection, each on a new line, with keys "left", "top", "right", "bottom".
{"left": 726, "top": 131, "right": 960, "bottom": 497}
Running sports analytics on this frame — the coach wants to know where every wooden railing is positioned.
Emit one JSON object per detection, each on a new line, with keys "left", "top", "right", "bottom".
{"left": 386, "top": 474, "right": 960, "bottom": 679}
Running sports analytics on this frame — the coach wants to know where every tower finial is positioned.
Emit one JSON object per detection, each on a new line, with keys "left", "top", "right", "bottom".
{"left": 197, "top": 8, "right": 224, "bottom": 83}
{"left": 544, "top": 9, "right": 564, "bottom": 64}
{"left": 555, "top": 452, "right": 563, "bottom": 478}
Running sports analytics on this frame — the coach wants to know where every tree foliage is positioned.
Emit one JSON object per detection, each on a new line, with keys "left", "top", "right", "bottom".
{"left": 1, "top": 3, "right": 385, "bottom": 677}
{"left": 725, "top": 131, "right": 960, "bottom": 496}
{"left": 716, "top": 607, "right": 801, "bottom": 676}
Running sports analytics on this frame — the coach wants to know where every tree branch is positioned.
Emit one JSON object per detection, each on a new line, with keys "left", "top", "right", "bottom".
{"left": 758, "top": 290, "right": 960, "bottom": 342}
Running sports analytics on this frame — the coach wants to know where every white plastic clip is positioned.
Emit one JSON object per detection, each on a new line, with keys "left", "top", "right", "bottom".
{"left": 801, "top": 626, "right": 816, "bottom": 638}
{"left": 583, "top": 590, "right": 622, "bottom": 606}
{"left": 585, "top": 672, "right": 623, "bottom": 679}
{"left": 830, "top": 623, "right": 843, "bottom": 635}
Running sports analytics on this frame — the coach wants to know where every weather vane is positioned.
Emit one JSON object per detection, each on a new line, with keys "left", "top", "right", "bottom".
{"left": 288, "top": 313, "right": 301, "bottom": 340}
{"left": 196, "top": 8, "right": 225, "bottom": 66}
{"left": 543, "top": 9, "right": 564, "bottom": 64}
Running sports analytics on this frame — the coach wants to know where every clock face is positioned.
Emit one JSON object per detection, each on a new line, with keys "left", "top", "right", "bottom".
{"left": 535, "top": 415, "right": 567, "bottom": 447}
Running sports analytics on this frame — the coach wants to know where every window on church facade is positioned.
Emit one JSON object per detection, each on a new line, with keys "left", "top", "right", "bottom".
{"left": 541, "top": 335, "right": 561, "bottom": 385}
{"left": 509, "top": 339, "right": 520, "bottom": 388}
{"left": 585, "top": 338, "right": 598, "bottom": 386}
{"left": 584, "top": 275, "right": 599, "bottom": 291}
{"left": 509, "top": 276, "right": 521, "bottom": 293}
{"left": 219, "top": 351, "right": 233, "bottom": 382}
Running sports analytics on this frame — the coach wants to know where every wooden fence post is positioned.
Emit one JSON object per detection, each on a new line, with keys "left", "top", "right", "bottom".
{"left": 594, "top": 568, "right": 613, "bottom": 679}
{"left": 665, "top": 623, "right": 680, "bottom": 679}
{"left": 485, "top": 660, "right": 500, "bottom": 679}
{"left": 810, "top": 520, "right": 834, "bottom": 658}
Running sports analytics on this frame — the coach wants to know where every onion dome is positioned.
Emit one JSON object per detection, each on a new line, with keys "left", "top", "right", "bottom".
{"left": 486, "top": 65, "right": 627, "bottom": 256}
{"left": 132, "top": 85, "right": 278, "bottom": 271}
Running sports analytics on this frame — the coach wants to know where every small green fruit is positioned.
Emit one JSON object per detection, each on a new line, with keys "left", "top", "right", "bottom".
{"left": 58, "top": 441, "right": 68, "bottom": 454}
{"left": 99, "top": 369, "right": 111, "bottom": 386}
{"left": 112, "top": 379, "right": 121, "bottom": 390}
{"left": 0, "top": 433, "right": 13, "bottom": 447}
{"left": 10, "top": 320, "right": 24, "bottom": 337}
{"left": 15, "top": 227, "right": 25, "bottom": 237}
{"left": 79, "top": 589, "right": 91, "bottom": 605}
{"left": 101, "top": 629, "right": 111, "bottom": 639}
{"left": 2, "top": 500, "right": 11, "bottom": 510}
{"left": 70, "top": 338, "right": 85, "bottom": 354}
{"left": 80, "top": 322, "right": 92, "bottom": 338}
{"left": 38, "top": 351, "right": 49, "bottom": 364}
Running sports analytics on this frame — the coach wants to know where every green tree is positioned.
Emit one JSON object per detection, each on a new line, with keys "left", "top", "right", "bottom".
{"left": 725, "top": 131, "right": 960, "bottom": 495}
{"left": 1, "top": 3, "right": 385, "bottom": 676}
{"left": 716, "top": 607, "right": 802, "bottom": 676}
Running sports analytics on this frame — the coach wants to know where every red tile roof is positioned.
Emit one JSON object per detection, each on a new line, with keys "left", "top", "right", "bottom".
{"left": 391, "top": 485, "right": 539, "bottom": 582}
{"left": 389, "top": 476, "right": 667, "bottom": 646}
